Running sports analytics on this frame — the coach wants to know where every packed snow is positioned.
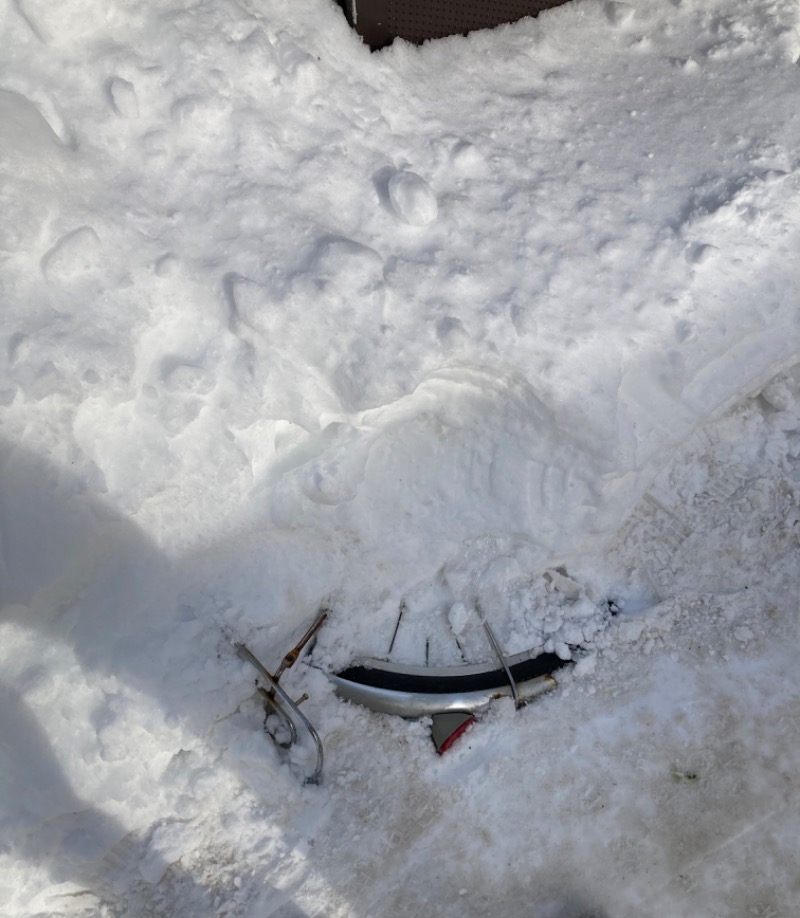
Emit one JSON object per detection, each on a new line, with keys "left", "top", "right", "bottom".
{"left": 1, "top": 0, "right": 799, "bottom": 914}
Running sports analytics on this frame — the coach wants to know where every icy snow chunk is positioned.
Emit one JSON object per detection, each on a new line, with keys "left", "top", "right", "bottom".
{"left": 387, "top": 171, "right": 438, "bottom": 226}
{"left": 574, "top": 654, "right": 597, "bottom": 678}
{"left": 544, "top": 568, "right": 583, "bottom": 600}
{"left": 558, "top": 623, "right": 584, "bottom": 646}
{"left": 554, "top": 641, "right": 571, "bottom": 661}
{"left": 570, "top": 596, "right": 599, "bottom": 619}
{"left": 447, "top": 601, "right": 471, "bottom": 637}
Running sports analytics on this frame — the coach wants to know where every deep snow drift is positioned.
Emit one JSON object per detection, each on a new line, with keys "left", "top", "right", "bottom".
{"left": 1, "top": 0, "right": 799, "bottom": 915}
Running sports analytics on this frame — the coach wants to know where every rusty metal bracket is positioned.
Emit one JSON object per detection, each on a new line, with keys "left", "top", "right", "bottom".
{"left": 235, "top": 610, "right": 327, "bottom": 786}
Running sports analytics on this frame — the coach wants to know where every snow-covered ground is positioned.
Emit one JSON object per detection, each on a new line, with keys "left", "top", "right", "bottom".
{"left": 1, "top": 0, "right": 799, "bottom": 914}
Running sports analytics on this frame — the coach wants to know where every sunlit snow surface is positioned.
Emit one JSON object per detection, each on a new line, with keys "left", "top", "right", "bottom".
{"left": 1, "top": 0, "right": 799, "bottom": 914}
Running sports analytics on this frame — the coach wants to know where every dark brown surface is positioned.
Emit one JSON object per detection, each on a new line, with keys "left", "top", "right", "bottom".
{"left": 341, "top": 0, "right": 571, "bottom": 50}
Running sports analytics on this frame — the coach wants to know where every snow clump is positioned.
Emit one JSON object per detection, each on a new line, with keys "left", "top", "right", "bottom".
{"left": 387, "top": 170, "right": 438, "bottom": 225}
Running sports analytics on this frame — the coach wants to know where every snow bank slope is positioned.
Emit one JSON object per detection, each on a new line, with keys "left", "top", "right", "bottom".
{"left": 1, "top": 0, "right": 799, "bottom": 914}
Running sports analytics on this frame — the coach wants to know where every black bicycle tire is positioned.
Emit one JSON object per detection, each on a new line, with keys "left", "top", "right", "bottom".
{"left": 335, "top": 650, "right": 570, "bottom": 694}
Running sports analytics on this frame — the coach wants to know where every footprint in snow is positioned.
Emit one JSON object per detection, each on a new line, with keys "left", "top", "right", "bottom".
{"left": 388, "top": 171, "right": 438, "bottom": 226}
{"left": 684, "top": 242, "right": 718, "bottom": 266}
{"left": 41, "top": 226, "right": 102, "bottom": 283}
{"left": 105, "top": 77, "right": 139, "bottom": 118}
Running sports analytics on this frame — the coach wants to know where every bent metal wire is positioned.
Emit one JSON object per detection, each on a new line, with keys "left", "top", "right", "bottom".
{"left": 234, "top": 610, "right": 328, "bottom": 786}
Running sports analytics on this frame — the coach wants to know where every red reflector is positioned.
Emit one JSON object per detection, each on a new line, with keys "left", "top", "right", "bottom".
{"left": 433, "top": 712, "right": 476, "bottom": 754}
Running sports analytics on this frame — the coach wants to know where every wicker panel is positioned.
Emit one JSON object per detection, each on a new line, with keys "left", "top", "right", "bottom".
{"left": 344, "top": 0, "right": 571, "bottom": 49}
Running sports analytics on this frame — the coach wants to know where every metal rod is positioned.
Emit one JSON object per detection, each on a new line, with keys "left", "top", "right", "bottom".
{"left": 273, "top": 609, "right": 328, "bottom": 682}
{"left": 387, "top": 599, "right": 407, "bottom": 656}
{"left": 330, "top": 670, "right": 556, "bottom": 717}
{"left": 482, "top": 620, "right": 520, "bottom": 709}
{"left": 236, "top": 643, "right": 324, "bottom": 786}
{"left": 258, "top": 686, "right": 298, "bottom": 749}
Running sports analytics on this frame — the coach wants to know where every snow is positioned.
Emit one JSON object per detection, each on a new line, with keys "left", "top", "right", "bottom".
{"left": 1, "top": 0, "right": 799, "bottom": 914}
{"left": 386, "top": 171, "right": 439, "bottom": 225}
